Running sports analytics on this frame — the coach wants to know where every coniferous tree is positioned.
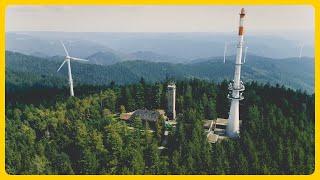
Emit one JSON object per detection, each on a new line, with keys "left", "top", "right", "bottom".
{"left": 5, "top": 79, "right": 315, "bottom": 175}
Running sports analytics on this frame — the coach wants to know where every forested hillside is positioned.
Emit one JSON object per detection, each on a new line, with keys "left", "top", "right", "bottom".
{"left": 6, "top": 79, "right": 314, "bottom": 174}
{"left": 6, "top": 51, "right": 314, "bottom": 93}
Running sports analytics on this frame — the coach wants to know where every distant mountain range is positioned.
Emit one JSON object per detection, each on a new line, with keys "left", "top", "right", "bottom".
{"left": 85, "top": 50, "right": 184, "bottom": 65}
{"left": 126, "top": 51, "right": 185, "bottom": 63}
{"left": 87, "top": 51, "right": 123, "bottom": 65}
{"left": 6, "top": 31, "right": 314, "bottom": 61}
{"left": 5, "top": 51, "right": 314, "bottom": 93}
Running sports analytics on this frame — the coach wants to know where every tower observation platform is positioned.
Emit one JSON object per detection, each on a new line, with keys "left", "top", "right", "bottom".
{"left": 205, "top": 118, "right": 243, "bottom": 143}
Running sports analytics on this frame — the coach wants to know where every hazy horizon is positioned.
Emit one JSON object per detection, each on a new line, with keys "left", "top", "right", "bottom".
{"left": 5, "top": 5, "right": 315, "bottom": 59}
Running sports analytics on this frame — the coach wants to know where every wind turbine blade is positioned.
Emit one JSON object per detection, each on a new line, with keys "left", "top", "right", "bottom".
{"left": 70, "top": 57, "right": 89, "bottom": 62}
{"left": 57, "top": 60, "right": 67, "bottom": 72}
{"left": 60, "top": 41, "right": 69, "bottom": 56}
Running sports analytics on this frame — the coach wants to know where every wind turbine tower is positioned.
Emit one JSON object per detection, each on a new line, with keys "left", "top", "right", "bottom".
{"left": 299, "top": 43, "right": 304, "bottom": 59}
{"left": 57, "top": 41, "right": 88, "bottom": 97}
{"left": 243, "top": 46, "right": 248, "bottom": 63}
{"left": 223, "top": 42, "right": 227, "bottom": 63}
{"left": 226, "top": 8, "right": 246, "bottom": 138}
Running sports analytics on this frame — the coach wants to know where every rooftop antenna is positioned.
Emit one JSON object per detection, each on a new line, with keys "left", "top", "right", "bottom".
{"left": 223, "top": 42, "right": 227, "bottom": 63}
{"left": 57, "top": 41, "right": 88, "bottom": 97}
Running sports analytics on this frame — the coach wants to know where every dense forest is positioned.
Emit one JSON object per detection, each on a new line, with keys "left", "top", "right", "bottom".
{"left": 6, "top": 78, "right": 314, "bottom": 175}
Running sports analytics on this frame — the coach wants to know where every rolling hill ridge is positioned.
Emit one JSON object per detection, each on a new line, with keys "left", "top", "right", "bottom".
{"left": 5, "top": 51, "right": 314, "bottom": 93}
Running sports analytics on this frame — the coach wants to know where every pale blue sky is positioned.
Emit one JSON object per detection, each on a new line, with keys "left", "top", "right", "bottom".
{"left": 6, "top": 5, "right": 314, "bottom": 33}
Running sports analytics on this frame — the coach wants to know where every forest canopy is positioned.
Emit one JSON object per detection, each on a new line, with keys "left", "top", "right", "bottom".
{"left": 5, "top": 79, "right": 315, "bottom": 175}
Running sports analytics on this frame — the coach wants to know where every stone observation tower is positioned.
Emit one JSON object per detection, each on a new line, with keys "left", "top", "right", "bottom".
{"left": 226, "top": 8, "right": 246, "bottom": 138}
{"left": 167, "top": 83, "right": 176, "bottom": 120}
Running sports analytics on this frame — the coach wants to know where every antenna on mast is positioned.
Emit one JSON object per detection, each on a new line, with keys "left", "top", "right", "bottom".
{"left": 226, "top": 8, "right": 246, "bottom": 138}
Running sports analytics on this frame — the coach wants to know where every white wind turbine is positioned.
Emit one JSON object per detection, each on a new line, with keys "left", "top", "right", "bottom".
{"left": 223, "top": 42, "right": 227, "bottom": 64}
{"left": 223, "top": 41, "right": 248, "bottom": 64}
{"left": 299, "top": 43, "right": 304, "bottom": 59}
{"left": 57, "top": 41, "right": 88, "bottom": 97}
{"left": 243, "top": 46, "right": 248, "bottom": 63}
